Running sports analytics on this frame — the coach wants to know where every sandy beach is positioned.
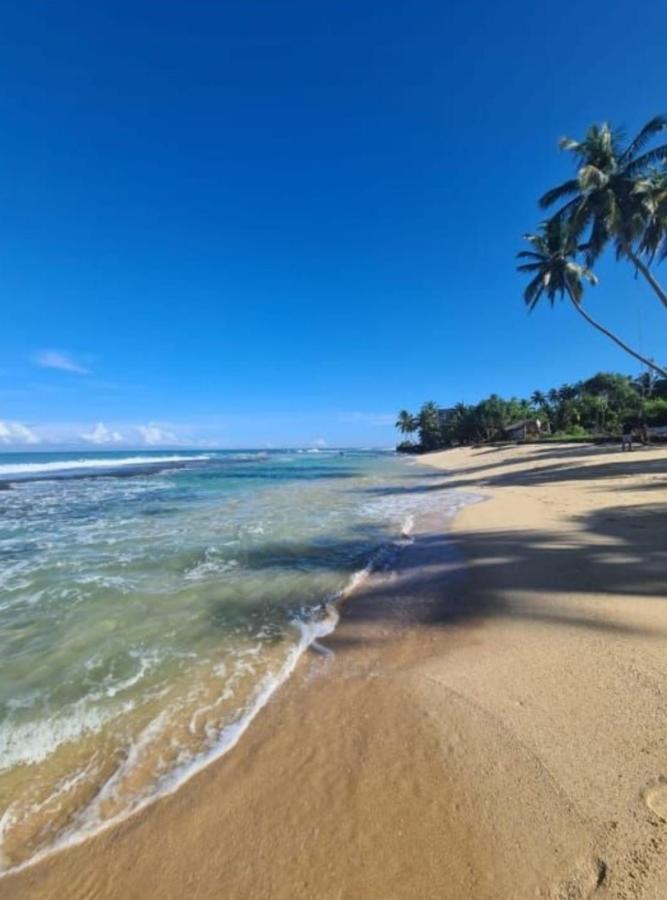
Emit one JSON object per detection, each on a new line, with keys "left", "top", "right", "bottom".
{"left": 3, "top": 441, "right": 666, "bottom": 900}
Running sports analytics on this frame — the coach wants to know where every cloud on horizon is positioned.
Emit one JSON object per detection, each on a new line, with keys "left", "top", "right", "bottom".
{"left": 0, "top": 420, "right": 40, "bottom": 444}
{"left": 33, "top": 350, "right": 90, "bottom": 375}
{"left": 136, "top": 423, "right": 177, "bottom": 445}
{"left": 81, "top": 422, "right": 123, "bottom": 445}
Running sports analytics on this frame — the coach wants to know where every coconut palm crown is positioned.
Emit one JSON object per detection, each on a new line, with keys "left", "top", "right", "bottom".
{"left": 395, "top": 410, "right": 417, "bottom": 436}
{"left": 517, "top": 218, "right": 597, "bottom": 309}
{"left": 539, "top": 116, "right": 667, "bottom": 308}
{"left": 540, "top": 117, "right": 667, "bottom": 259}
{"left": 517, "top": 221, "right": 667, "bottom": 377}
{"left": 633, "top": 168, "right": 667, "bottom": 264}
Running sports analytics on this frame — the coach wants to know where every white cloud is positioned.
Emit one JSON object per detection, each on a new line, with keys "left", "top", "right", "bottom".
{"left": 311, "top": 437, "right": 328, "bottom": 448}
{"left": 81, "top": 422, "right": 123, "bottom": 445}
{"left": 136, "top": 423, "right": 177, "bottom": 446}
{"left": 33, "top": 350, "right": 90, "bottom": 375}
{"left": 0, "top": 420, "right": 40, "bottom": 445}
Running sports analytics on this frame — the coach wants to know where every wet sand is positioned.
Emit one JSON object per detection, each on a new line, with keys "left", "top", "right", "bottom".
{"left": 2, "top": 442, "right": 667, "bottom": 899}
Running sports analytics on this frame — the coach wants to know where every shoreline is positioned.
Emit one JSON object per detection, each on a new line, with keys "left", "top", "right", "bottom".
{"left": 3, "top": 442, "right": 667, "bottom": 899}
{"left": 0, "top": 457, "right": 456, "bottom": 882}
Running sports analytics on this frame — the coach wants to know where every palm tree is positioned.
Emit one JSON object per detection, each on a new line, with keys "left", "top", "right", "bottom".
{"left": 417, "top": 401, "right": 442, "bottom": 451}
{"left": 395, "top": 410, "right": 417, "bottom": 437}
{"left": 540, "top": 117, "right": 667, "bottom": 308}
{"left": 530, "top": 390, "right": 552, "bottom": 430}
{"left": 558, "top": 383, "right": 580, "bottom": 402}
{"left": 633, "top": 371, "right": 657, "bottom": 397}
{"left": 634, "top": 168, "right": 667, "bottom": 264}
{"left": 518, "top": 219, "right": 667, "bottom": 377}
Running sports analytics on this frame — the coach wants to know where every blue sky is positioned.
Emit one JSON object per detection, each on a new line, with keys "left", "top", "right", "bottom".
{"left": 1, "top": 1, "right": 666, "bottom": 449}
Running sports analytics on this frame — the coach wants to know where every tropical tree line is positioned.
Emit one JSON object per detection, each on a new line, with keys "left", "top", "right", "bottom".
{"left": 518, "top": 115, "right": 667, "bottom": 378}
{"left": 396, "top": 371, "right": 667, "bottom": 452}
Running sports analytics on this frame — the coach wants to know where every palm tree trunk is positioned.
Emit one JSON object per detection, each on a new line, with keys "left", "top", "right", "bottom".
{"left": 626, "top": 249, "right": 667, "bottom": 310}
{"left": 566, "top": 289, "right": 667, "bottom": 378}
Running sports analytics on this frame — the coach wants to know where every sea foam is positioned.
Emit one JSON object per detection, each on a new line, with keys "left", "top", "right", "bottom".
{"left": 0, "top": 454, "right": 210, "bottom": 478}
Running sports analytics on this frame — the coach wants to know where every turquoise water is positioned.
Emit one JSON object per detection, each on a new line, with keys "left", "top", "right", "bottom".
{"left": 0, "top": 448, "right": 439, "bottom": 871}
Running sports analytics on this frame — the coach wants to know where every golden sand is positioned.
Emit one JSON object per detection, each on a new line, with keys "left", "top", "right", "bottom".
{"left": 3, "top": 442, "right": 666, "bottom": 899}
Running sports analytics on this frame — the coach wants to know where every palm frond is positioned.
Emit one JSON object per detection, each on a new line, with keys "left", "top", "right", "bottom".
{"left": 517, "top": 262, "right": 542, "bottom": 272}
{"left": 567, "top": 199, "right": 595, "bottom": 245}
{"left": 558, "top": 136, "right": 580, "bottom": 153}
{"left": 565, "top": 270, "right": 583, "bottom": 303}
{"left": 578, "top": 165, "right": 608, "bottom": 191}
{"left": 581, "top": 213, "right": 609, "bottom": 265}
{"left": 523, "top": 274, "right": 545, "bottom": 310}
{"left": 547, "top": 197, "right": 585, "bottom": 239}
{"left": 539, "top": 179, "right": 580, "bottom": 209}
{"left": 639, "top": 217, "right": 663, "bottom": 263}
{"left": 605, "top": 192, "right": 623, "bottom": 235}
{"left": 626, "top": 144, "right": 667, "bottom": 174}
{"left": 516, "top": 250, "right": 544, "bottom": 260}
{"left": 619, "top": 115, "right": 667, "bottom": 164}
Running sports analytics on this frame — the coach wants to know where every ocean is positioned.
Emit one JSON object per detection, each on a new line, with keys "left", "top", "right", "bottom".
{"left": 0, "top": 448, "right": 450, "bottom": 872}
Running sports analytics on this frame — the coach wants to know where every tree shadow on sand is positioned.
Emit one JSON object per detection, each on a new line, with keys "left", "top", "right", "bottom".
{"left": 333, "top": 499, "right": 667, "bottom": 644}
{"left": 200, "top": 497, "right": 667, "bottom": 651}
{"left": 367, "top": 447, "right": 667, "bottom": 495}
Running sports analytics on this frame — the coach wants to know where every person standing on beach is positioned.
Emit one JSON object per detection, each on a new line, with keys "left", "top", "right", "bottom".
{"left": 621, "top": 428, "right": 634, "bottom": 451}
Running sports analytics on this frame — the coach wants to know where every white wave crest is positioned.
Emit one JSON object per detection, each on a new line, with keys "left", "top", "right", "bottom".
{"left": 0, "top": 455, "right": 210, "bottom": 478}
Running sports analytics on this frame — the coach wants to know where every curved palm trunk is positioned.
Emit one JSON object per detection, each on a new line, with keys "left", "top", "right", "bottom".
{"left": 627, "top": 249, "right": 667, "bottom": 310}
{"left": 566, "top": 288, "right": 667, "bottom": 378}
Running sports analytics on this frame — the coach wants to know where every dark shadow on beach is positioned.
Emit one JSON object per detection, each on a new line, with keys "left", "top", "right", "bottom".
{"left": 367, "top": 447, "right": 666, "bottom": 496}
{"left": 201, "top": 497, "right": 667, "bottom": 649}
{"left": 322, "top": 498, "right": 667, "bottom": 654}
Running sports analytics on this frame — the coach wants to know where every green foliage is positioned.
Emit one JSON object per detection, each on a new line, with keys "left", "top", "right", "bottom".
{"left": 645, "top": 397, "right": 667, "bottom": 427}
{"left": 396, "top": 370, "right": 666, "bottom": 452}
{"left": 395, "top": 410, "right": 418, "bottom": 436}
{"left": 417, "top": 401, "right": 442, "bottom": 452}
{"left": 519, "top": 115, "right": 667, "bottom": 379}
{"left": 518, "top": 218, "right": 597, "bottom": 309}
{"left": 395, "top": 440, "right": 421, "bottom": 454}
{"left": 541, "top": 117, "right": 667, "bottom": 269}
{"left": 551, "top": 425, "right": 589, "bottom": 439}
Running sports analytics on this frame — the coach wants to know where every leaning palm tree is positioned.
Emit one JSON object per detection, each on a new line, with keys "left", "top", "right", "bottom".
{"left": 518, "top": 219, "right": 667, "bottom": 377}
{"left": 540, "top": 117, "right": 667, "bottom": 308}
{"left": 395, "top": 409, "right": 417, "bottom": 437}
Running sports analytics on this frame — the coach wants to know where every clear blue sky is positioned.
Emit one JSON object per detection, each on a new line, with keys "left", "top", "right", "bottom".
{"left": 2, "top": 0, "right": 666, "bottom": 448}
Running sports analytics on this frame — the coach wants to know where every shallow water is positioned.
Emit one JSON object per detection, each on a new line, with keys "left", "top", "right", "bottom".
{"left": 0, "top": 449, "right": 457, "bottom": 871}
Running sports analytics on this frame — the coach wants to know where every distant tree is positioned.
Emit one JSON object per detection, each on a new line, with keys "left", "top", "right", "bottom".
{"left": 474, "top": 394, "right": 509, "bottom": 442}
{"left": 633, "top": 371, "right": 658, "bottom": 397}
{"left": 395, "top": 410, "right": 417, "bottom": 438}
{"left": 440, "top": 402, "right": 476, "bottom": 445}
{"left": 518, "top": 220, "right": 667, "bottom": 377}
{"left": 645, "top": 397, "right": 667, "bottom": 427}
{"left": 417, "top": 401, "right": 442, "bottom": 451}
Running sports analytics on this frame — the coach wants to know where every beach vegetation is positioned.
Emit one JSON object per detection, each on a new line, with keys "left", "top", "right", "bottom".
{"left": 416, "top": 401, "right": 443, "bottom": 452}
{"left": 397, "top": 370, "right": 667, "bottom": 451}
{"left": 395, "top": 410, "right": 418, "bottom": 438}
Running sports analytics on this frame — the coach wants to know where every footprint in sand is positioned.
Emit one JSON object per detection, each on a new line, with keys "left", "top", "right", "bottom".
{"left": 642, "top": 777, "right": 667, "bottom": 820}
